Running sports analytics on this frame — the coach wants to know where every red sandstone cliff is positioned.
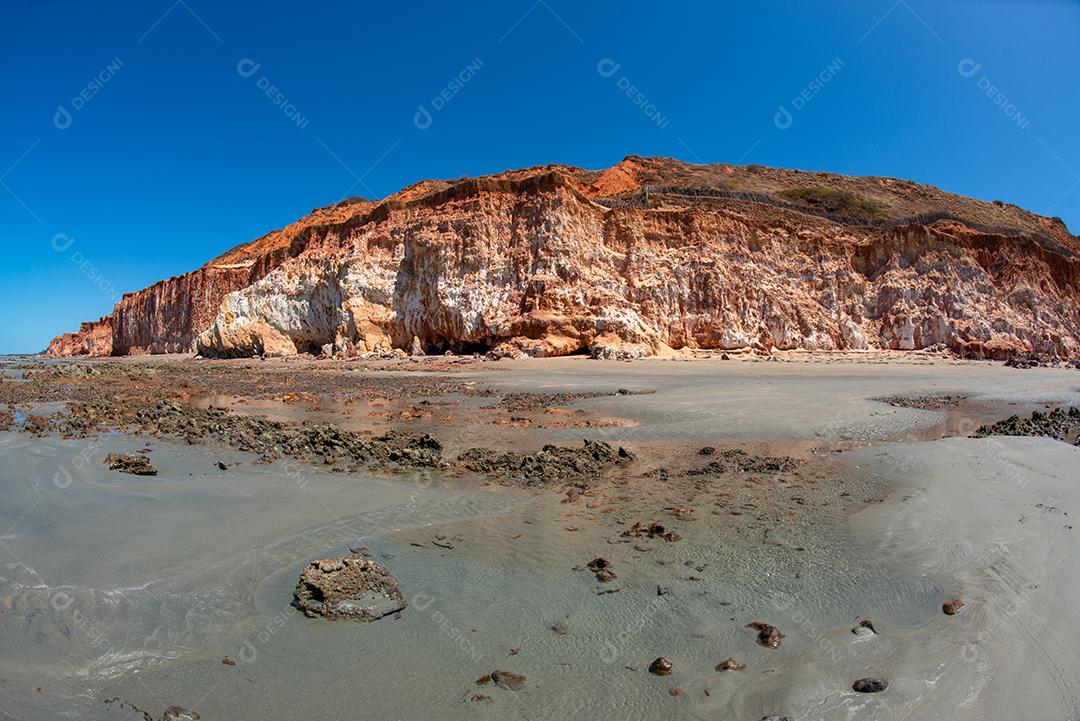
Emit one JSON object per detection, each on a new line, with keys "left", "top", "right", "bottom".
{"left": 48, "top": 156, "right": 1080, "bottom": 360}
{"left": 45, "top": 198, "right": 373, "bottom": 357}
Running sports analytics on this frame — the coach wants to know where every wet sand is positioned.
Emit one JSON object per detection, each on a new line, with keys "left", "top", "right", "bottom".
{"left": 1, "top": 354, "right": 1078, "bottom": 720}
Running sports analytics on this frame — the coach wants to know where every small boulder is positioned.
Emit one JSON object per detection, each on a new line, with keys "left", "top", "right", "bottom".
{"left": 747, "top": 621, "right": 783, "bottom": 648}
{"left": 715, "top": 657, "right": 747, "bottom": 672}
{"left": 852, "top": 618, "right": 877, "bottom": 637}
{"left": 852, "top": 678, "right": 888, "bottom": 693}
{"left": 943, "top": 599, "right": 965, "bottom": 615}
{"left": 105, "top": 453, "right": 157, "bottom": 476}
{"left": 491, "top": 670, "right": 526, "bottom": 691}
{"left": 293, "top": 553, "right": 405, "bottom": 621}
{"left": 587, "top": 557, "right": 617, "bottom": 582}
{"left": 621, "top": 521, "right": 681, "bottom": 543}
{"left": 649, "top": 657, "right": 673, "bottom": 676}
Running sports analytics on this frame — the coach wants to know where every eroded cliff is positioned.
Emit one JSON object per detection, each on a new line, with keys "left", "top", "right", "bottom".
{"left": 49, "top": 156, "right": 1080, "bottom": 360}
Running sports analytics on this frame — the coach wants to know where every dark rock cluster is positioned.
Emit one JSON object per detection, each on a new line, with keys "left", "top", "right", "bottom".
{"left": 456, "top": 438, "right": 634, "bottom": 486}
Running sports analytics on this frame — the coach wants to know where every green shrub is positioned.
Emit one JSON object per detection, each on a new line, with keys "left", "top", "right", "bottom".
{"left": 779, "top": 186, "right": 885, "bottom": 220}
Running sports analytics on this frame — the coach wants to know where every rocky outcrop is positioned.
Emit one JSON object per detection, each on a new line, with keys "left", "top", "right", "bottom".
{"left": 49, "top": 157, "right": 1080, "bottom": 360}
{"left": 47, "top": 197, "right": 372, "bottom": 356}
{"left": 46, "top": 316, "right": 113, "bottom": 357}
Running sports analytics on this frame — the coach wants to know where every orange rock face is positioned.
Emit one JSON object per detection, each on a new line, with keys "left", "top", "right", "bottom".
{"left": 49, "top": 157, "right": 1080, "bottom": 360}
{"left": 46, "top": 316, "right": 113, "bottom": 357}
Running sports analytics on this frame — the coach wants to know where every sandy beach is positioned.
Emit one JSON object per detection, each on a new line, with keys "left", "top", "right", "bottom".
{"left": 1, "top": 353, "right": 1078, "bottom": 720}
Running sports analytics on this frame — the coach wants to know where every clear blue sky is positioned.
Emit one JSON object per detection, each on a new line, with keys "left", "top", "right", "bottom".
{"left": 2, "top": 0, "right": 1078, "bottom": 353}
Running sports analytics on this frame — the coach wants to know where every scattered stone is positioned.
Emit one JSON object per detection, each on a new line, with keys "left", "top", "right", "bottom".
{"left": 852, "top": 678, "right": 889, "bottom": 693}
{"left": 491, "top": 670, "right": 526, "bottom": 691}
{"left": 587, "top": 557, "right": 617, "bottom": 582}
{"left": 621, "top": 521, "right": 681, "bottom": 542}
{"left": 747, "top": 621, "right": 783, "bottom": 648}
{"left": 105, "top": 453, "right": 157, "bottom": 476}
{"left": 669, "top": 687, "right": 682, "bottom": 696}
{"left": 689, "top": 449, "right": 798, "bottom": 475}
{"left": 494, "top": 390, "right": 646, "bottom": 413}
{"left": 103, "top": 698, "right": 155, "bottom": 721}
{"left": 221, "top": 657, "right": 237, "bottom": 666}
{"left": 698, "top": 446, "right": 716, "bottom": 456}
{"left": 457, "top": 438, "right": 633, "bottom": 486}
{"left": 551, "top": 621, "right": 569, "bottom": 635}
{"left": 853, "top": 618, "right": 877, "bottom": 635}
{"left": 1003, "top": 353, "right": 1080, "bottom": 370}
{"left": 649, "top": 657, "right": 673, "bottom": 676}
{"left": 715, "top": 657, "right": 747, "bottom": 672}
{"left": 217, "top": 461, "right": 229, "bottom": 471}
{"left": 943, "top": 599, "right": 965, "bottom": 615}
{"left": 972, "top": 407, "right": 1080, "bottom": 443}
{"left": 135, "top": 400, "right": 443, "bottom": 469}
{"left": 162, "top": 707, "right": 201, "bottom": 721}
{"left": 470, "top": 694, "right": 492, "bottom": 703}
{"left": 474, "top": 674, "right": 491, "bottom": 685}
{"left": 876, "top": 394, "right": 967, "bottom": 411}
{"left": 293, "top": 553, "right": 406, "bottom": 621}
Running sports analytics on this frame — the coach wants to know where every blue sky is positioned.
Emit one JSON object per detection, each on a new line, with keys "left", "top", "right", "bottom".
{"left": 1, "top": 0, "right": 1078, "bottom": 353}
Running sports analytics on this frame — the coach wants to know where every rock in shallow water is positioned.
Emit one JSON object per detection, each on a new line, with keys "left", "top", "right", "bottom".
{"left": 456, "top": 438, "right": 634, "bottom": 486}
{"left": 104, "top": 453, "right": 158, "bottom": 476}
{"left": 491, "top": 670, "right": 527, "bottom": 691}
{"left": 852, "top": 678, "right": 889, "bottom": 693}
{"left": 587, "top": 557, "right": 617, "bottom": 582}
{"left": 942, "top": 598, "right": 965, "bottom": 615}
{"left": 715, "top": 657, "right": 747, "bottom": 671}
{"left": 747, "top": 621, "right": 784, "bottom": 648}
{"left": 293, "top": 554, "right": 405, "bottom": 621}
{"left": 621, "top": 521, "right": 681, "bottom": 542}
{"left": 649, "top": 657, "right": 673, "bottom": 676}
